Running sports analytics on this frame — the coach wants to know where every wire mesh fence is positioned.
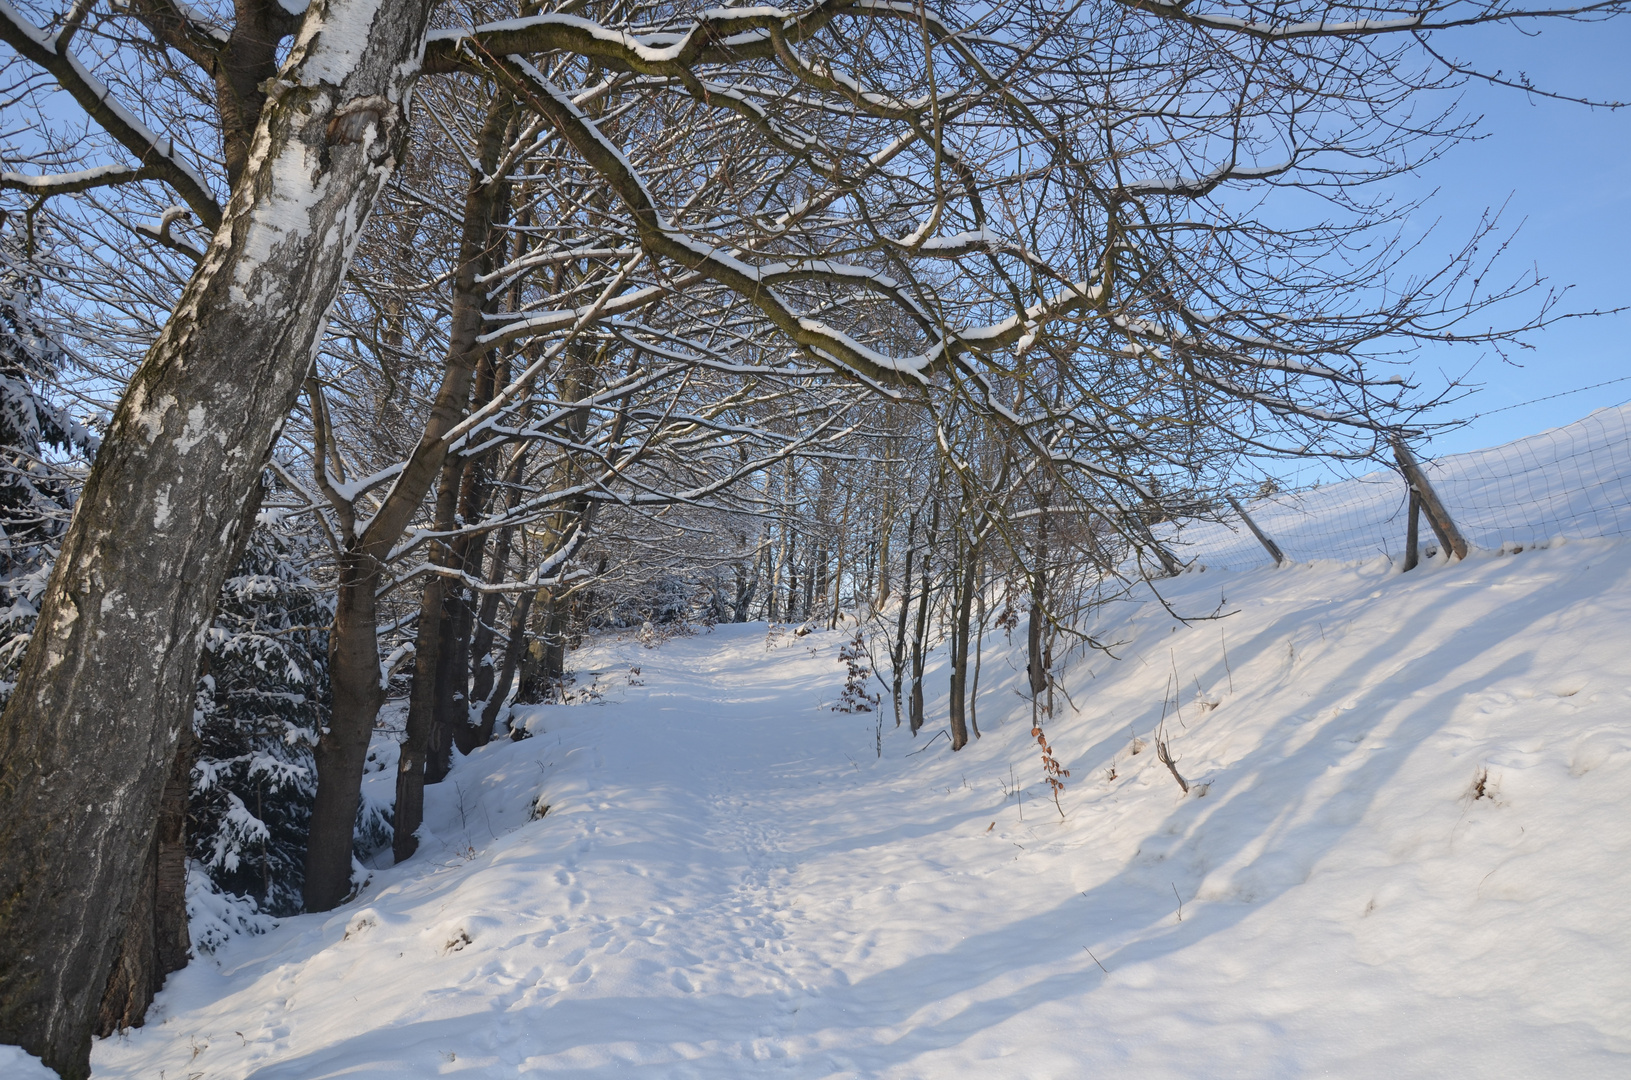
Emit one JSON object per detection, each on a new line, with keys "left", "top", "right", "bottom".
{"left": 1161, "top": 402, "right": 1631, "bottom": 570}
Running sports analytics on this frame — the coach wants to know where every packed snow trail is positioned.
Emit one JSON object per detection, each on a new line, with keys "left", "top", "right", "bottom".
{"left": 88, "top": 541, "right": 1631, "bottom": 1078}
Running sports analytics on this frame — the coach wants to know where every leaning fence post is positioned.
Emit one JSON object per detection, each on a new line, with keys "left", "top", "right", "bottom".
{"left": 1391, "top": 436, "right": 1468, "bottom": 561}
{"left": 1226, "top": 494, "right": 1288, "bottom": 566}
{"left": 1401, "top": 488, "right": 1421, "bottom": 572}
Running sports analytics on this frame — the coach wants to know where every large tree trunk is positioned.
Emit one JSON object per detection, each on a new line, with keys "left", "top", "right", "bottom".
{"left": 389, "top": 448, "right": 461, "bottom": 864}
{"left": 94, "top": 849, "right": 158, "bottom": 1041}
{"left": 424, "top": 458, "right": 466, "bottom": 784}
{"left": 515, "top": 590, "right": 552, "bottom": 705}
{"left": 543, "top": 599, "right": 568, "bottom": 683}
{"left": 391, "top": 572, "right": 444, "bottom": 866}
{"left": 446, "top": 350, "right": 507, "bottom": 756}
{"left": 308, "top": 550, "right": 389, "bottom": 911}
{"left": 99, "top": 480, "right": 260, "bottom": 1028}
{"left": 439, "top": 470, "right": 484, "bottom": 760}
{"left": 516, "top": 580, "right": 570, "bottom": 704}
{"left": 0, "top": 1, "right": 432, "bottom": 1070}
{"left": 95, "top": 727, "right": 194, "bottom": 1037}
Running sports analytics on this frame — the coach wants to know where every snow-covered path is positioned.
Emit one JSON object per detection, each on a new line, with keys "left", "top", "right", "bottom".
{"left": 90, "top": 541, "right": 1631, "bottom": 1079}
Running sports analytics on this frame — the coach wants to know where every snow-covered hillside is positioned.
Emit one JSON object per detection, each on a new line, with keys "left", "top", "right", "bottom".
{"left": 79, "top": 529, "right": 1631, "bottom": 1078}
{"left": 1163, "top": 403, "right": 1631, "bottom": 570}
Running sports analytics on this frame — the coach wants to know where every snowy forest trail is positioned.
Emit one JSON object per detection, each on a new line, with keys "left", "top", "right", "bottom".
{"left": 89, "top": 541, "right": 1631, "bottom": 1079}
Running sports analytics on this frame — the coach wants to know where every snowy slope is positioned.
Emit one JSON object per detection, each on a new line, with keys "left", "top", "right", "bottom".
{"left": 1163, "top": 402, "right": 1631, "bottom": 569}
{"left": 84, "top": 535, "right": 1631, "bottom": 1078}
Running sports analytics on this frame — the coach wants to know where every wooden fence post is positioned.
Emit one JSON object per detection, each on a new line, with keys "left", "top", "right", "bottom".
{"left": 1401, "top": 488, "right": 1421, "bottom": 572}
{"left": 1391, "top": 436, "right": 1468, "bottom": 561}
{"left": 1226, "top": 494, "right": 1288, "bottom": 566}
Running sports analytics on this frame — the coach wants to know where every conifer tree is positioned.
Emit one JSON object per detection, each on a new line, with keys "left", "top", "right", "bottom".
{"left": 190, "top": 521, "right": 332, "bottom": 917}
{"left": 0, "top": 237, "right": 96, "bottom": 705}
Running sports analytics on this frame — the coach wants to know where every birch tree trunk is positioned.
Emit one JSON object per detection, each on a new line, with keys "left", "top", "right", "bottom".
{"left": 0, "top": 0, "right": 432, "bottom": 1070}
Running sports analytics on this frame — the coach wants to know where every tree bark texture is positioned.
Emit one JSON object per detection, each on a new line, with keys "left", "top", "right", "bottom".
{"left": 424, "top": 457, "right": 466, "bottom": 784}
{"left": 543, "top": 602, "right": 567, "bottom": 683}
{"left": 95, "top": 728, "right": 194, "bottom": 1037}
{"left": 444, "top": 348, "right": 508, "bottom": 755}
{"left": 0, "top": 0, "right": 432, "bottom": 1069}
{"left": 391, "top": 573, "right": 444, "bottom": 865}
{"left": 1403, "top": 488, "right": 1422, "bottom": 572}
{"left": 516, "top": 622, "right": 548, "bottom": 704}
{"left": 732, "top": 554, "right": 757, "bottom": 623}
{"left": 309, "top": 550, "right": 388, "bottom": 909}
{"left": 97, "top": 482, "right": 258, "bottom": 1035}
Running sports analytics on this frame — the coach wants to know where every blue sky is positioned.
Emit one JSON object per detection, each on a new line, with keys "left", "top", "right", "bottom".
{"left": 1399, "top": 17, "right": 1631, "bottom": 456}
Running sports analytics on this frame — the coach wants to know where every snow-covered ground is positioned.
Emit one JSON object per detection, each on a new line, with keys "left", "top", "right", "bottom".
{"left": 1163, "top": 402, "right": 1631, "bottom": 570}
{"left": 81, "top": 531, "right": 1631, "bottom": 1077}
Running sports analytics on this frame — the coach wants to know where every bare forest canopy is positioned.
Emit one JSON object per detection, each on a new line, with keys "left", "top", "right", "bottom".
{"left": 1, "top": 0, "right": 1627, "bottom": 1075}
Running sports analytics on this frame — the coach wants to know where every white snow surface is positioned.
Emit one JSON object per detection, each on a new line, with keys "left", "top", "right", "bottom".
{"left": 1165, "top": 402, "right": 1631, "bottom": 569}
{"left": 86, "top": 532, "right": 1631, "bottom": 1076}
{"left": 0, "top": 1044, "right": 56, "bottom": 1080}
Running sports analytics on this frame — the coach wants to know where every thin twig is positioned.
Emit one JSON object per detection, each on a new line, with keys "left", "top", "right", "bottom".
{"left": 906, "top": 728, "right": 949, "bottom": 756}
{"left": 1156, "top": 738, "right": 1189, "bottom": 794}
{"left": 1170, "top": 650, "right": 1187, "bottom": 728}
